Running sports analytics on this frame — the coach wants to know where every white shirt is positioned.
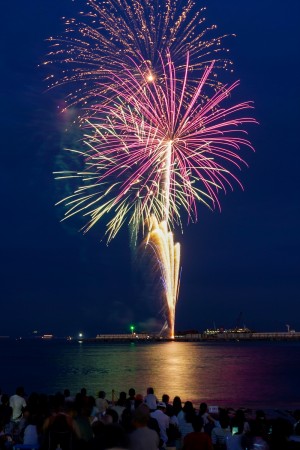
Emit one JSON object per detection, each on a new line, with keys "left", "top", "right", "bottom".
{"left": 9, "top": 394, "right": 26, "bottom": 421}
{"left": 95, "top": 397, "right": 109, "bottom": 413}
{"left": 151, "top": 409, "right": 170, "bottom": 444}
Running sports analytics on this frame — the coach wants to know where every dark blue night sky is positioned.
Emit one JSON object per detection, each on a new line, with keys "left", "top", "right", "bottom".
{"left": 1, "top": 0, "right": 300, "bottom": 337}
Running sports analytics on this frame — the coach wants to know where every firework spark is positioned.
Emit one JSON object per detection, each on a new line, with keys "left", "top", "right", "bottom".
{"left": 44, "top": 0, "right": 232, "bottom": 109}
{"left": 55, "top": 55, "right": 255, "bottom": 242}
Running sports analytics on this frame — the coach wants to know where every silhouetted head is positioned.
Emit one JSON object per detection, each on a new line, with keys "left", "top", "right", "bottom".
{"left": 128, "top": 388, "right": 135, "bottom": 398}
{"left": 1, "top": 394, "right": 9, "bottom": 405}
{"left": 183, "top": 401, "right": 195, "bottom": 423}
{"left": 183, "top": 401, "right": 194, "bottom": 413}
{"left": 133, "top": 404, "right": 150, "bottom": 427}
{"left": 117, "top": 391, "right": 127, "bottom": 406}
{"left": 199, "top": 402, "right": 208, "bottom": 415}
{"left": 172, "top": 396, "right": 182, "bottom": 415}
{"left": 64, "top": 389, "right": 70, "bottom": 397}
{"left": 16, "top": 386, "right": 25, "bottom": 397}
{"left": 162, "top": 394, "right": 169, "bottom": 404}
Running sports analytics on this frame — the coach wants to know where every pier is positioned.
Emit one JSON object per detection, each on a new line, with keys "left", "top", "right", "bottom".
{"left": 79, "top": 331, "right": 300, "bottom": 342}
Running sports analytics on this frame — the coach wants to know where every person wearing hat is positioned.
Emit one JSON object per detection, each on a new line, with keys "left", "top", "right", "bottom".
{"left": 151, "top": 402, "right": 170, "bottom": 447}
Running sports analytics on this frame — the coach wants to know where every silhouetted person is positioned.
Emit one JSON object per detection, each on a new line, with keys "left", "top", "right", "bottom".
{"left": 144, "top": 388, "right": 158, "bottom": 412}
{"left": 96, "top": 390, "right": 109, "bottom": 414}
{"left": 130, "top": 405, "right": 160, "bottom": 450}
{"left": 183, "top": 416, "right": 213, "bottom": 450}
{"left": 199, "top": 403, "right": 215, "bottom": 435}
{"left": 242, "top": 420, "right": 269, "bottom": 450}
{"left": 126, "top": 388, "right": 136, "bottom": 412}
{"left": 173, "top": 396, "right": 183, "bottom": 417}
{"left": 211, "top": 413, "right": 231, "bottom": 449}
{"left": 9, "top": 386, "right": 26, "bottom": 422}
{"left": 178, "top": 401, "right": 196, "bottom": 439}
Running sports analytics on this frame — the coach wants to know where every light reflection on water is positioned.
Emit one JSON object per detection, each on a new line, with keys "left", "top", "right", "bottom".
{"left": 1, "top": 340, "right": 300, "bottom": 409}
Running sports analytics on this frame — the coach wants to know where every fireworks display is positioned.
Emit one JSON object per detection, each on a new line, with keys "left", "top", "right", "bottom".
{"left": 50, "top": 0, "right": 255, "bottom": 337}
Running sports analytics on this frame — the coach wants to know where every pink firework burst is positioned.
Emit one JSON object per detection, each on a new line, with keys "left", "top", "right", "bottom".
{"left": 55, "top": 54, "right": 256, "bottom": 242}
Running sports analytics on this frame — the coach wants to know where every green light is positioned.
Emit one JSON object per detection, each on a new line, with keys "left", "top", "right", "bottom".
{"left": 130, "top": 325, "right": 135, "bottom": 331}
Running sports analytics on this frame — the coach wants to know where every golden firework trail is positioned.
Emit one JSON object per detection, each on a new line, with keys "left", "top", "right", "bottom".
{"left": 145, "top": 216, "right": 181, "bottom": 338}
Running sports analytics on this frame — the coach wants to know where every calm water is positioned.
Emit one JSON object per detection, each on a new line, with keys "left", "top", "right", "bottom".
{"left": 1, "top": 340, "right": 300, "bottom": 409}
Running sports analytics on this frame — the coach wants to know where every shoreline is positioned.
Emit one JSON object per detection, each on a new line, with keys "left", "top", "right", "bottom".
{"left": 2, "top": 331, "right": 300, "bottom": 342}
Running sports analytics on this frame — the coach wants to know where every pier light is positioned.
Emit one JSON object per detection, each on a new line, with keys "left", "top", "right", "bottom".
{"left": 130, "top": 325, "right": 135, "bottom": 335}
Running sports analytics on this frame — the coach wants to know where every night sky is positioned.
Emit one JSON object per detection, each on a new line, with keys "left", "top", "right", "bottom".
{"left": 1, "top": 0, "right": 300, "bottom": 338}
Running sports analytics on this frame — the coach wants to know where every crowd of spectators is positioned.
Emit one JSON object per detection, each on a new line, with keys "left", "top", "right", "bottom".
{"left": 1, "top": 386, "right": 300, "bottom": 450}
